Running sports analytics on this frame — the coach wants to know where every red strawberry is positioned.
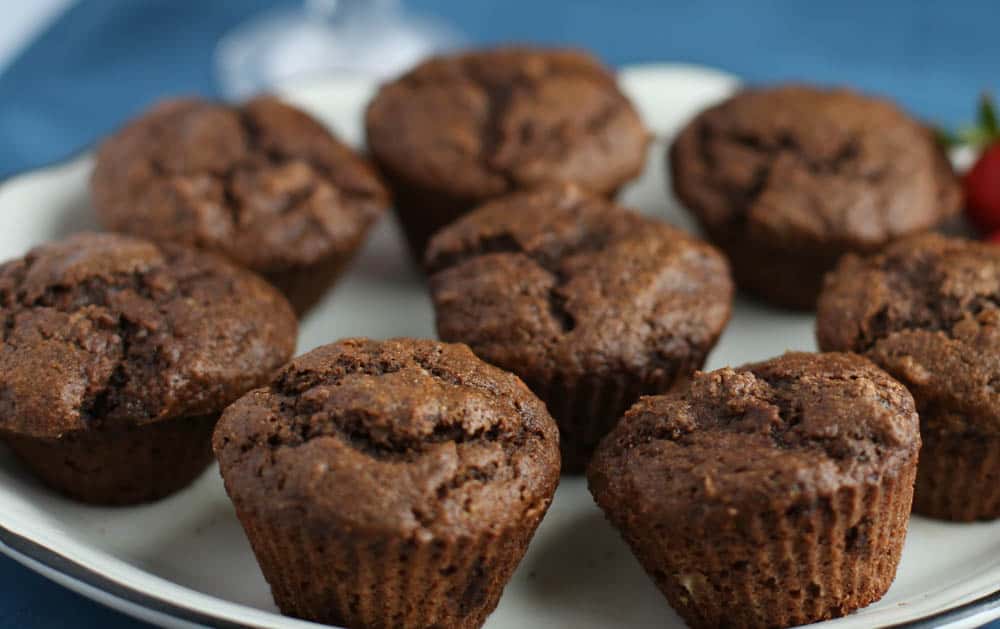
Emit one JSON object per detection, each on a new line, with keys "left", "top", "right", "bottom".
{"left": 940, "top": 93, "right": 1000, "bottom": 236}
{"left": 966, "top": 142, "right": 1000, "bottom": 233}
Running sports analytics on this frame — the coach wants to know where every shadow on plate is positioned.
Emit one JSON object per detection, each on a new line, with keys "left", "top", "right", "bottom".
{"left": 53, "top": 196, "right": 101, "bottom": 240}
{"left": 520, "top": 507, "right": 679, "bottom": 627}
{"left": 120, "top": 491, "right": 277, "bottom": 611}
{"left": 342, "top": 215, "right": 425, "bottom": 289}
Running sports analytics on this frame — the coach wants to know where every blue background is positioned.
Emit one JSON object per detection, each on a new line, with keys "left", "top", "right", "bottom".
{"left": 0, "top": 1, "right": 997, "bottom": 627}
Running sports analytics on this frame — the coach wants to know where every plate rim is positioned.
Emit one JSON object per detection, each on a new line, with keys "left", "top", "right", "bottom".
{"left": 0, "top": 65, "right": 998, "bottom": 629}
{"left": 1, "top": 489, "right": 999, "bottom": 629}
{"left": 0, "top": 527, "right": 240, "bottom": 629}
{"left": 0, "top": 144, "right": 92, "bottom": 190}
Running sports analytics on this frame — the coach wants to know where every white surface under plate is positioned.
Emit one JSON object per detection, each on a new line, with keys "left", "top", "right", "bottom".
{"left": 0, "top": 64, "right": 997, "bottom": 629}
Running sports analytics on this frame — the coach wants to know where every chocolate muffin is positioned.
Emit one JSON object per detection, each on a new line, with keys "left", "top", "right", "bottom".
{"left": 213, "top": 338, "right": 560, "bottom": 628}
{"left": 365, "top": 46, "right": 649, "bottom": 257}
{"left": 92, "top": 96, "right": 389, "bottom": 314}
{"left": 817, "top": 233, "right": 1000, "bottom": 521}
{"left": 670, "top": 84, "right": 961, "bottom": 310}
{"left": 0, "top": 232, "right": 297, "bottom": 504}
{"left": 426, "top": 184, "right": 733, "bottom": 472}
{"left": 589, "top": 352, "right": 920, "bottom": 629}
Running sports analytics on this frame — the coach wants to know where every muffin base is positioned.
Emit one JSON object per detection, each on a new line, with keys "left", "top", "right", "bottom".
{"left": 538, "top": 372, "right": 689, "bottom": 475}
{"left": 596, "top": 463, "right": 916, "bottom": 629}
{"left": 234, "top": 507, "right": 546, "bottom": 629}
{"left": 3, "top": 414, "right": 217, "bottom": 506}
{"left": 386, "top": 176, "right": 474, "bottom": 264}
{"left": 704, "top": 227, "right": 844, "bottom": 311}
{"left": 263, "top": 248, "right": 359, "bottom": 316}
{"left": 914, "top": 428, "right": 1000, "bottom": 521}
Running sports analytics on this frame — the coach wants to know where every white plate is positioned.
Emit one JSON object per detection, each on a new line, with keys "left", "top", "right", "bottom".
{"left": 0, "top": 64, "right": 997, "bottom": 629}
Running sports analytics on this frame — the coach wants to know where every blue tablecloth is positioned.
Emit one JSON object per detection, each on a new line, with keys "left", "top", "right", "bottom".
{"left": 0, "top": 1, "right": 997, "bottom": 627}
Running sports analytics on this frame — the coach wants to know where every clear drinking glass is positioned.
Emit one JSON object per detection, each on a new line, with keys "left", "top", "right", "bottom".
{"left": 215, "top": 0, "right": 462, "bottom": 99}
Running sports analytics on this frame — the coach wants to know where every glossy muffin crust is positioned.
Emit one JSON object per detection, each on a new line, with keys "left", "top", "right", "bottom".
{"left": 427, "top": 183, "right": 732, "bottom": 471}
{"left": 0, "top": 232, "right": 297, "bottom": 503}
{"left": 366, "top": 46, "right": 648, "bottom": 255}
{"left": 590, "top": 352, "right": 920, "bottom": 628}
{"left": 818, "top": 233, "right": 1000, "bottom": 520}
{"left": 92, "top": 96, "right": 388, "bottom": 313}
{"left": 670, "top": 84, "right": 960, "bottom": 309}
{"left": 214, "top": 337, "right": 560, "bottom": 628}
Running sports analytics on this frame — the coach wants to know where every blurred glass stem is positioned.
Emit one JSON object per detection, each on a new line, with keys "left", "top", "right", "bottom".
{"left": 215, "top": 0, "right": 461, "bottom": 100}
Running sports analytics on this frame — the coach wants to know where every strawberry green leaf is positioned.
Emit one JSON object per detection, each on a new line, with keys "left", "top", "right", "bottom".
{"left": 978, "top": 93, "right": 999, "bottom": 140}
{"left": 935, "top": 125, "right": 961, "bottom": 148}
{"left": 959, "top": 126, "right": 994, "bottom": 147}
{"left": 932, "top": 92, "right": 998, "bottom": 150}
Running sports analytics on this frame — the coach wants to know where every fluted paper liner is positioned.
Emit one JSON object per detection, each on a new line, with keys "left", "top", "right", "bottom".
{"left": 235, "top": 507, "right": 546, "bottom": 629}
{"left": 536, "top": 371, "right": 680, "bottom": 474}
{"left": 4, "top": 413, "right": 216, "bottom": 505}
{"left": 598, "top": 462, "right": 916, "bottom": 629}
{"left": 914, "top": 430, "right": 1000, "bottom": 521}
{"left": 263, "top": 244, "right": 360, "bottom": 316}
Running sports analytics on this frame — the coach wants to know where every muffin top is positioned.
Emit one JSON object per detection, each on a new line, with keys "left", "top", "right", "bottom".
{"left": 817, "top": 233, "right": 1000, "bottom": 435}
{"left": 0, "top": 232, "right": 297, "bottom": 438}
{"left": 365, "top": 47, "right": 648, "bottom": 204}
{"left": 213, "top": 338, "right": 560, "bottom": 538}
{"left": 426, "top": 184, "right": 733, "bottom": 383}
{"left": 670, "top": 85, "right": 960, "bottom": 251}
{"left": 589, "top": 352, "right": 919, "bottom": 521}
{"left": 92, "top": 96, "right": 388, "bottom": 272}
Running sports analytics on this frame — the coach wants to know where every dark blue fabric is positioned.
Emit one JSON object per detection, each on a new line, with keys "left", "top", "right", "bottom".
{"left": 0, "top": 1, "right": 998, "bottom": 627}
{"left": 2, "top": 0, "right": 999, "bottom": 179}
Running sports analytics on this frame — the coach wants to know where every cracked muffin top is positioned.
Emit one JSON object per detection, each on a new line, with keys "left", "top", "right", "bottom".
{"left": 817, "top": 233, "right": 1000, "bottom": 435}
{"left": 364, "top": 47, "right": 648, "bottom": 204}
{"left": 589, "top": 352, "right": 920, "bottom": 520}
{"left": 0, "top": 232, "right": 297, "bottom": 438}
{"left": 212, "top": 338, "right": 561, "bottom": 537}
{"left": 425, "top": 184, "right": 733, "bottom": 383}
{"left": 670, "top": 85, "right": 960, "bottom": 251}
{"left": 92, "top": 96, "right": 388, "bottom": 272}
